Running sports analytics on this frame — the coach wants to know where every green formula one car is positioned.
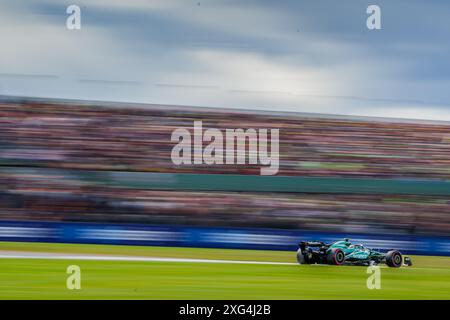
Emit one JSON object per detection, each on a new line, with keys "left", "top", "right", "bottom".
{"left": 296, "top": 239, "right": 412, "bottom": 267}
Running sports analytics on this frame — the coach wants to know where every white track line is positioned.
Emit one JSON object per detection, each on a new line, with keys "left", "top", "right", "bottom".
{"left": 0, "top": 251, "right": 437, "bottom": 269}
{"left": 0, "top": 251, "right": 297, "bottom": 265}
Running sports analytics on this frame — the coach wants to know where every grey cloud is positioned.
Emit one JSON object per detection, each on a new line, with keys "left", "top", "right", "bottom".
{"left": 0, "top": 0, "right": 449, "bottom": 120}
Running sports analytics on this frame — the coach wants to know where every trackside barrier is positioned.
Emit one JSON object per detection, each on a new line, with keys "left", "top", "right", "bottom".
{"left": 0, "top": 220, "right": 449, "bottom": 256}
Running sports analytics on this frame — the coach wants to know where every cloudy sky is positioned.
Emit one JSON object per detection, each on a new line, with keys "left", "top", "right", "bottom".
{"left": 1, "top": 0, "right": 450, "bottom": 120}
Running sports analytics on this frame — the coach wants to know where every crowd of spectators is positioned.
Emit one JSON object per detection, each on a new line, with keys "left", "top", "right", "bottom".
{"left": 2, "top": 99, "right": 450, "bottom": 178}
{"left": 1, "top": 98, "right": 450, "bottom": 236}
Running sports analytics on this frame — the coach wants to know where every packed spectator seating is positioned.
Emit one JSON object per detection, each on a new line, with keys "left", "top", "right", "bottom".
{"left": 2, "top": 98, "right": 450, "bottom": 178}
{"left": 1, "top": 97, "right": 450, "bottom": 236}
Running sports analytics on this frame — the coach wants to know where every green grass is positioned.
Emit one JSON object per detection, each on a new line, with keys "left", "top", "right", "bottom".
{"left": 0, "top": 242, "right": 449, "bottom": 299}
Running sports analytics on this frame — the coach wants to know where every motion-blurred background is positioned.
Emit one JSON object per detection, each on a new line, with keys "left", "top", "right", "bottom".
{"left": 1, "top": 96, "right": 449, "bottom": 255}
{"left": 1, "top": 0, "right": 450, "bottom": 256}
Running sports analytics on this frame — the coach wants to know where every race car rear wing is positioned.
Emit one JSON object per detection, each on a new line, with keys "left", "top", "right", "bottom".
{"left": 299, "top": 241, "right": 328, "bottom": 249}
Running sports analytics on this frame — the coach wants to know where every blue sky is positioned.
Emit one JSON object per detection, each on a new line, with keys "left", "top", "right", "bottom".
{"left": 1, "top": 0, "right": 449, "bottom": 120}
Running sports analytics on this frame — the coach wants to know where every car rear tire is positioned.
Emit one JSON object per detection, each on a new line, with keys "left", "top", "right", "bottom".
{"left": 296, "top": 248, "right": 306, "bottom": 264}
{"left": 386, "top": 250, "right": 402, "bottom": 268}
{"left": 327, "top": 248, "right": 345, "bottom": 265}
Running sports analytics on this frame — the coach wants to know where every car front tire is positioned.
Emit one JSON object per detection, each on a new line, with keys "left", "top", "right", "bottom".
{"left": 386, "top": 250, "right": 403, "bottom": 268}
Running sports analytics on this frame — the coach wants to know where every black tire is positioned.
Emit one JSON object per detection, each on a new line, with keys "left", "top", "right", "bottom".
{"left": 327, "top": 248, "right": 345, "bottom": 265}
{"left": 296, "top": 248, "right": 305, "bottom": 264}
{"left": 386, "top": 250, "right": 402, "bottom": 268}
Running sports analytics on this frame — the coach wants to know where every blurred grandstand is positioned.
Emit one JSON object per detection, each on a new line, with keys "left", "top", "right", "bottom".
{"left": 0, "top": 95, "right": 450, "bottom": 240}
